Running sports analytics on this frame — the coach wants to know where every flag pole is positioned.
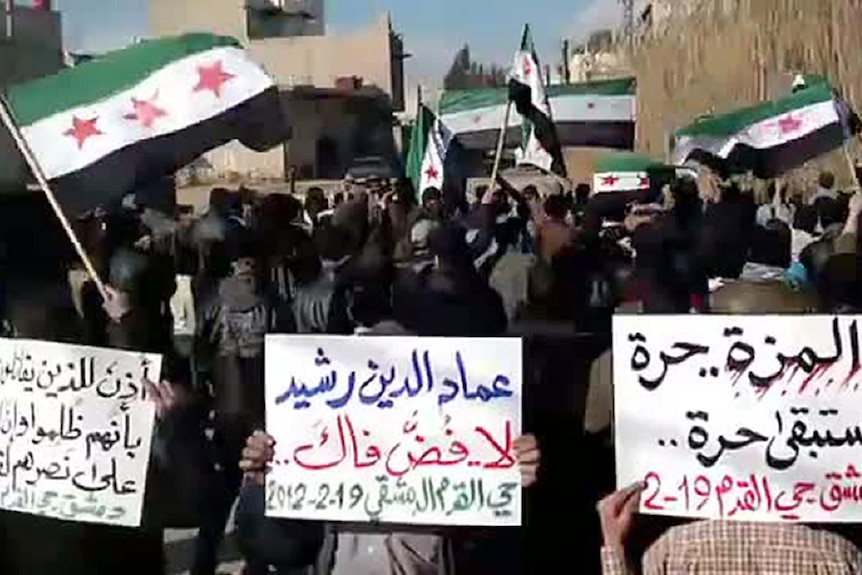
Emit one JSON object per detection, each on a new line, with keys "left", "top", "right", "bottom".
{"left": 0, "top": 94, "right": 110, "bottom": 301}
{"left": 487, "top": 100, "right": 513, "bottom": 200}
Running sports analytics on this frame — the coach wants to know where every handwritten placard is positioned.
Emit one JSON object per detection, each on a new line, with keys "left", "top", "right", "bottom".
{"left": 0, "top": 338, "right": 161, "bottom": 527}
{"left": 264, "top": 335, "right": 523, "bottom": 526}
{"left": 614, "top": 315, "right": 862, "bottom": 523}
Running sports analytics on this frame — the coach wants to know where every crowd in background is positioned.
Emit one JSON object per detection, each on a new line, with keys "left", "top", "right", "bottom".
{"left": 0, "top": 165, "right": 859, "bottom": 574}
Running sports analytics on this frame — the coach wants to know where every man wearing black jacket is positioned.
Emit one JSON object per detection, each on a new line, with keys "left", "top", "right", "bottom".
{"left": 193, "top": 230, "right": 295, "bottom": 575}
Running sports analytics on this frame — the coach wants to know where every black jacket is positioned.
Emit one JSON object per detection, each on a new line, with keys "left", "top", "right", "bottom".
{"left": 196, "top": 276, "right": 295, "bottom": 423}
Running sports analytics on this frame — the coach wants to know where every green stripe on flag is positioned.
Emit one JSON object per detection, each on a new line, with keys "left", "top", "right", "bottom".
{"left": 676, "top": 81, "right": 834, "bottom": 138}
{"left": 406, "top": 105, "right": 432, "bottom": 197}
{"left": 440, "top": 77, "right": 635, "bottom": 116}
{"left": 595, "top": 152, "right": 667, "bottom": 174}
{"left": 6, "top": 33, "right": 240, "bottom": 126}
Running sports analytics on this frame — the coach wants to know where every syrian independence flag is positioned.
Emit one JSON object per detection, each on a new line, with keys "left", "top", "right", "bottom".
{"left": 3, "top": 33, "right": 286, "bottom": 215}
{"left": 674, "top": 79, "right": 861, "bottom": 178}
{"left": 440, "top": 78, "right": 635, "bottom": 152}
{"left": 593, "top": 152, "right": 670, "bottom": 193}
{"left": 406, "top": 104, "right": 452, "bottom": 199}
{"left": 507, "top": 25, "right": 565, "bottom": 176}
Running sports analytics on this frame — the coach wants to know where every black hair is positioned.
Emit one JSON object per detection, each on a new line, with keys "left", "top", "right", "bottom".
{"left": 794, "top": 205, "right": 818, "bottom": 234}
{"left": 814, "top": 197, "right": 843, "bottom": 229}
{"left": 574, "top": 183, "right": 591, "bottom": 203}
{"left": 543, "top": 194, "right": 568, "bottom": 220}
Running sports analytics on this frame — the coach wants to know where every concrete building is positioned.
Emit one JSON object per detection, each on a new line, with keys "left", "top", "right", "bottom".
{"left": 0, "top": 1, "right": 64, "bottom": 190}
{"left": 149, "top": 0, "right": 406, "bottom": 181}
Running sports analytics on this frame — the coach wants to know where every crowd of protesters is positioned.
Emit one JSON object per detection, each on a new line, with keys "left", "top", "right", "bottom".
{"left": 0, "top": 165, "right": 859, "bottom": 575}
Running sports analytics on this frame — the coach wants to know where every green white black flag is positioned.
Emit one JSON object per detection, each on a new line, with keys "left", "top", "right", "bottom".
{"left": 507, "top": 25, "right": 566, "bottom": 176}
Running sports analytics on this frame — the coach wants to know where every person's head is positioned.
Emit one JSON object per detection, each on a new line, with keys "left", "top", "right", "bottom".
{"left": 410, "top": 219, "right": 441, "bottom": 255}
{"left": 208, "top": 187, "right": 233, "bottom": 217}
{"left": 749, "top": 220, "right": 791, "bottom": 269}
{"left": 332, "top": 191, "right": 345, "bottom": 207}
{"left": 543, "top": 193, "right": 568, "bottom": 221}
{"left": 227, "top": 231, "right": 262, "bottom": 284}
{"left": 304, "top": 187, "right": 328, "bottom": 219}
{"left": 522, "top": 185, "right": 539, "bottom": 204}
{"left": 109, "top": 247, "right": 149, "bottom": 297}
{"left": 575, "top": 183, "right": 591, "bottom": 204}
{"left": 817, "top": 254, "right": 862, "bottom": 312}
{"left": 813, "top": 196, "right": 843, "bottom": 230}
{"left": 819, "top": 171, "right": 836, "bottom": 191}
{"left": 314, "top": 223, "right": 353, "bottom": 264}
{"left": 794, "top": 205, "right": 818, "bottom": 234}
{"left": 428, "top": 223, "right": 472, "bottom": 270}
{"left": 421, "top": 187, "right": 443, "bottom": 219}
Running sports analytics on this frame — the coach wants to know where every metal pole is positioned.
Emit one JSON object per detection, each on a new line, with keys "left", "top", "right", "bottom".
{"left": 4, "top": 0, "right": 13, "bottom": 41}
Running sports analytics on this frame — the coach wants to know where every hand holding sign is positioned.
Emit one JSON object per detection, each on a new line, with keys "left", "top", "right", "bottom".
{"left": 598, "top": 481, "right": 644, "bottom": 554}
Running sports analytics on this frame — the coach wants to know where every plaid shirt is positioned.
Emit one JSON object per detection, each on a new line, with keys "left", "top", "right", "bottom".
{"left": 601, "top": 521, "right": 862, "bottom": 575}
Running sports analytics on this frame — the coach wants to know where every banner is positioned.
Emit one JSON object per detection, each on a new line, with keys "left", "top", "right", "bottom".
{"left": 265, "top": 335, "right": 523, "bottom": 526}
{"left": 614, "top": 315, "right": 862, "bottom": 523}
{"left": 0, "top": 338, "right": 161, "bottom": 527}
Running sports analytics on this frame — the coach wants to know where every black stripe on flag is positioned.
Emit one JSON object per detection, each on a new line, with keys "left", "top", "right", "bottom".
{"left": 687, "top": 122, "right": 846, "bottom": 179}
{"left": 51, "top": 86, "right": 287, "bottom": 216}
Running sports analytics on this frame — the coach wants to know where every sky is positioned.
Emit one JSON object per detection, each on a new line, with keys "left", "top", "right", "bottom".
{"left": 51, "top": 0, "right": 626, "bottom": 84}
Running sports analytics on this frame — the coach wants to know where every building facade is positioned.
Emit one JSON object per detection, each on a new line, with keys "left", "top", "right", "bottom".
{"left": 0, "top": 2, "right": 64, "bottom": 190}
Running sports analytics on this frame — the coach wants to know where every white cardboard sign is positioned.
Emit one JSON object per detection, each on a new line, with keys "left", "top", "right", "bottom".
{"left": 0, "top": 338, "right": 161, "bottom": 527}
{"left": 614, "top": 315, "right": 862, "bottom": 523}
{"left": 265, "top": 335, "right": 523, "bottom": 526}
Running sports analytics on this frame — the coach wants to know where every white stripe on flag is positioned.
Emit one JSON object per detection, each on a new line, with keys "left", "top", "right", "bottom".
{"left": 593, "top": 172, "right": 649, "bottom": 193}
{"left": 674, "top": 99, "right": 839, "bottom": 165}
{"left": 21, "top": 46, "right": 274, "bottom": 180}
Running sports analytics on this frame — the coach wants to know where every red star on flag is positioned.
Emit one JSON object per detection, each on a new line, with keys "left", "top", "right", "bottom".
{"left": 194, "top": 61, "right": 235, "bottom": 98}
{"left": 638, "top": 176, "right": 650, "bottom": 188}
{"left": 472, "top": 114, "right": 483, "bottom": 124}
{"left": 778, "top": 114, "right": 803, "bottom": 135}
{"left": 601, "top": 175, "right": 619, "bottom": 186}
{"left": 523, "top": 55, "right": 532, "bottom": 78}
{"left": 64, "top": 115, "right": 102, "bottom": 149}
{"left": 123, "top": 95, "right": 167, "bottom": 128}
{"left": 587, "top": 102, "right": 596, "bottom": 109}
{"left": 424, "top": 165, "right": 439, "bottom": 181}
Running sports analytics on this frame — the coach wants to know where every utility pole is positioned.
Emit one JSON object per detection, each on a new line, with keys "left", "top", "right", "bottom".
{"left": 619, "top": 0, "right": 634, "bottom": 51}
{"left": 561, "top": 39, "right": 571, "bottom": 85}
{"left": 3, "top": 0, "right": 13, "bottom": 41}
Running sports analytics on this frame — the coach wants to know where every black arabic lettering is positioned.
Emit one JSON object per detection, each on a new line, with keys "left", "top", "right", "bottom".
{"left": 765, "top": 411, "right": 799, "bottom": 470}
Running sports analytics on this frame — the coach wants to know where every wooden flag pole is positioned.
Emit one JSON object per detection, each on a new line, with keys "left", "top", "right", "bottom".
{"left": 486, "top": 100, "right": 513, "bottom": 202}
{"left": 0, "top": 94, "right": 110, "bottom": 301}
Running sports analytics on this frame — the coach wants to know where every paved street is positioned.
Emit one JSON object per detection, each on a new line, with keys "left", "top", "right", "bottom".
{"left": 165, "top": 526, "right": 243, "bottom": 575}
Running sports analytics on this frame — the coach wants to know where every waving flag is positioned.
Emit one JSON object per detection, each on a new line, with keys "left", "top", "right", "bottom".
{"left": 674, "top": 79, "right": 860, "bottom": 178}
{"left": 406, "top": 104, "right": 452, "bottom": 199}
{"left": 593, "top": 152, "right": 672, "bottom": 193}
{"left": 3, "top": 33, "right": 286, "bottom": 215}
{"left": 439, "top": 78, "right": 636, "bottom": 151}
{"left": 507, "top": 24, "right": 566, "bottom": 176}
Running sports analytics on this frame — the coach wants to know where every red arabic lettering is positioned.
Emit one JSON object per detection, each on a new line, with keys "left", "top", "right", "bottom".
{"left": 292, "top": 413, "right": 513, "bottom": 477}
{"left": 474, "top": 420, "right": 516, "bottom": 469}
{"left": 293, "top": 418, "right": 348, "bottom": 470}
{"left": 343, "top": 415, "right": 381, "bottom": 469}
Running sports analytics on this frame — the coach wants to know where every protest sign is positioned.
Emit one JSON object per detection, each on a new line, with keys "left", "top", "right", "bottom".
{"left": 265, "top": 335, "right": 523, "bottom": 526}
{"left": 614, "top": 315, "right": 862, "bottom": 523}
{"left": 0, "top": 338, "right": 161, "bottom": 527}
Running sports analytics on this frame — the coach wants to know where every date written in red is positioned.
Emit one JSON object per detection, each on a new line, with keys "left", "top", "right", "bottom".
{"left": 642, "top": 465, "right": 862, "bottom": 521}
